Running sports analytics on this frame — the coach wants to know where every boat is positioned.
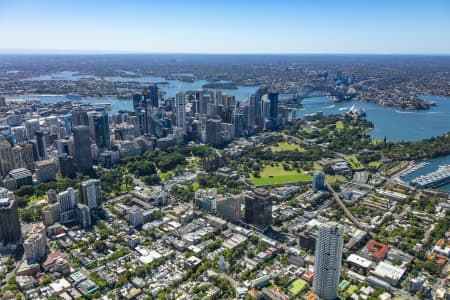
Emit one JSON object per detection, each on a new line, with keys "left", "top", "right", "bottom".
{"left": 65, "top": 93, "right": 82, "bottom": 100}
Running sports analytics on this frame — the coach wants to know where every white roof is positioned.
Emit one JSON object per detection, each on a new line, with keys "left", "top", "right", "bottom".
{"left": 50, "top": 278, "right": 71, "bottom": 293}
{"left": 347, "top": 254, "right": 372, "bottom": 269}
{"left": 139, "top": 250, "right": 162, "bottom": 264}
{"left": 372, "top": 261, "right": 406, "bottom": 281}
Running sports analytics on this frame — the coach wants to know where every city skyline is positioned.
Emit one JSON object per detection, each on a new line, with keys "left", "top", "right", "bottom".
{"left": 1, "top": 0, "right": 450, "bottom": 54}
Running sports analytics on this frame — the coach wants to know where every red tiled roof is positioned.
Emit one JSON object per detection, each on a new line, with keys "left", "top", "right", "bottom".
{"left": 366, "top": 240, "right": 390, "bottom": 260}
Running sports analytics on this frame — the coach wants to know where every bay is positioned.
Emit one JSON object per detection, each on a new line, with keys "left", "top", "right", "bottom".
{"left": 295, "top": 95, "right": 450, "bottom": 142}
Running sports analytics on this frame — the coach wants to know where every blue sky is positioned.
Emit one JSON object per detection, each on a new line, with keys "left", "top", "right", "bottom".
{"left": 0, "top": 0, "right": 449, "bottom": 54}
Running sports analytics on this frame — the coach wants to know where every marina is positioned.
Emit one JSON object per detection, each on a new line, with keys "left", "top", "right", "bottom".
{"left": 410, "top": 165, "right": 450, "bottom": 189}
{"left": 401, "top": 162, "right": 429, "bottom": 176}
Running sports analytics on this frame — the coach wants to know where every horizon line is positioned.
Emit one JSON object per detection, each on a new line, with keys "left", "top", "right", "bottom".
{"left": 0, "top": 48, "right": 450, "bottom": 56}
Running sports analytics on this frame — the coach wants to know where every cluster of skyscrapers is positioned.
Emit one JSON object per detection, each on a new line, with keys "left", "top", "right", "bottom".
{"left": 0, "top": 82, "right": 286, "bottom": 189}
{"left": 131, "top": 84, "right": 284, "bottom": 147}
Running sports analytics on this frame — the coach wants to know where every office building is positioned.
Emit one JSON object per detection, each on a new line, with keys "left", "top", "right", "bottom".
{"left": 0, "top": 189, "right": 21, "bottom": 244}
{"left": 58, "top": 154, "right": 76, "bottom": 178}
{"left": 268, "top": 92, "right": 278, "bottom": 123}
{"left": 25, "top": 119, "right": 40, "bottom": 140}
{"left": 313, "top": 222, "right": 344, "bottom": 300}
{"left": 35, "top": 159, "right": 57, "bottom": 182}
{"left": 35, "top": 131, "right": 47, "bottom": 160}
{"left": 72, "top": 108, "right": 89, "bottom": 127}
{"left": 299, "top": 230, "right": 318, "bottom": 253}
{"left": 24, "top": 223, "right": 47, "bottom": 262}
{"left": 41, "top": 203, "right": 60, "bottom": 226}
{"left": 57, "top": 187, "right": 78, "bottom": 223}
{"left": 8, "top": 168, "right": 33, "bottom": 189}
{"left": 205, "top": 119, "right": 222, "bottom": 146}
{"left": 129, "top": 206, "right": 144, "bottom": 228}
{"left": 216, "top": 194, "right": 242, "bottom": 222}
{"left": 72, "top": 126, "right": 93, "bottom": 174}
{"left": 12, "top": 126, "right": 27, "bottom": 143}
{"left": 76, "top": 204, "right": 92, "bottom": 228}
{"left": 175, "top": 92, "right": 186, "bottom": 129}
{"left": 92, "top": 112, "right": 110, "bottom": 149}
{"left": 12, "top": 143, "right": 35, "bottom": 172}
{"left": 0, "top": 140, "right": 15, "bottom": 177}
{"left": 244, "top": 189, "right": 273, "bottom": 229}
{"left": 148, "top": 84, "right": 159, "bottom": 108}
{"left": 80, "top": 179, "right": 102, "bottom": 209}
{"left": 133, "top": 93, "right": 143, "bottom": 111}
{"left": 312, "top": 171, "right": 326, "bottom": 191}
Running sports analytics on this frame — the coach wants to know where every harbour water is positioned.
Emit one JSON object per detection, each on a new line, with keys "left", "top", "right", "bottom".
{"left": 22, "top": 72, "right": 258, "bottom": 102}
{"left": 295, "top": 95, "right": 450, "bottom": 141}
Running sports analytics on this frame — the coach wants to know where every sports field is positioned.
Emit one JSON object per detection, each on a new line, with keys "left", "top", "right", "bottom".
{"left": 267, "top": 141, "right": 305, "bottom": 152}
{"left": 250, "top": 165, "right": 312, "bottom": 186}
{"left": 288, "top": 279, "right": 307, "bottom": 295}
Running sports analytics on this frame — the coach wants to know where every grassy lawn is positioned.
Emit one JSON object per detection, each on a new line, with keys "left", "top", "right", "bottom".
{"left": 383, "top": 161, "right": 408, "bottom": 176}
{"left": 29, "top": 195, "right": 46, "bottom": 205}
{"left": 345, "top": 156, "right": 365, "bottom": 171}
{"left": 160, "top": 170, "right": 175, "bottom": 180}
{"left": 335, "top": 121, "right": 344, "bottom": 130}
{"left": 250, "top": 165, "right": 312, "bottom": 186}
{"left": 187, "top": 156, "right": 201, "bottom": 168}
{"left": 313, "top": 162, "right": 324, "bottom": 171}
{"left": 345, "top": 285, "right": 359, "bottom": 297}
{"left": 288, "top": 279, "right": 307, "bottom": 295}
{"left": 326, "top": 175, "right": 347, "bottom": 186}
{"left": 192, "top": 182, "right": 200, "bottom": 191}
{"left": 368, "top": 161, "right": 381, "bottom": 169}
{"left": 268, "top": 141, "right": 305, "bottom": 152}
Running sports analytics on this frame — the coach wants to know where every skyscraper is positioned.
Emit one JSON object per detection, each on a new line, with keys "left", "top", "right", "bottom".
{"left": 205, "top": 119, "right": 222, "bottom": 146}
{"left": 25, "top": 119, "right": 40, "bottom": 140}
{"left": 57, "top": 187, "right": 78, "bottom": 223}
{"left": 244, "top": 189, "right": 273, "bottom": 229}
{"left": 148, "top": 84, "right": 159, "bottom": 108}
{"left": 72, "top": 126, "right": 93, "bottom": 174}
{"left": 0, "top": 140, "right": 15, "bottom": 177}
{"left": 132, "top": 93, "right": 143, "bottom": 111}
{"left": 175, "top": 92, "right": 186, "bottom": 129}
{"left": 0, "top": 188, "right": 21, "bottom": 245}
{"left": 93, "top": 112, "right": 110, "bottom": 149}
{"left": 313, "top": 222, "right": 344, "bottom": 300}
{"left": 35, "top": 131, "right": 47, "bottom": 160}
{"left": 142, "top": 87, "right": 150, "bottom": 134}
{"left": 24, "top": 223, "right": 47, "bottom": 262}
{"left": 268, "top": 92, "right": 278, "bottom": 126}
{"left": 255, "top": 86, "right": 268, "bottom": 130}
{"left": 216, "top": 194, "right": 242, "bottom": 222}
{"left": 72, "top": 108, "right": 89, "bottom": 127}
{"left": 80, "top": 179, "right": 102, "bottom": 209}
{"left": 58, "top": 153, "right": 76, "bottom": 178}
{"left": 76, "top": 204, "right": 92, "bottom": 228}
{"left": 312, "top": 171, "right": 326, "bottom": 191}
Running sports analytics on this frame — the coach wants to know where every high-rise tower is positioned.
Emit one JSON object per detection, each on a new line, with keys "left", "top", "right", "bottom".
{"left": 313, "top": 222, "right": 344, "bottom": 300}
{"left": 92, "top": 112, "right": 110, "bottom": 150}
{"left": 72, "top": 126, "right": 92, "bottom": 174}
{"left": 148, "top": 84, "right": 159, "bottom": 108}
{"left": 0, "top": 188, "right": 21, "bottom": 245}
{"left": 175, "top": 92, "right": 186, "bottom": 129}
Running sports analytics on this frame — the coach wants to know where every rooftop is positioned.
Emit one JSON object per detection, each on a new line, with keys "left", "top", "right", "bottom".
{"left": 372, "top": 261, "right": 406, "bottom": 281}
